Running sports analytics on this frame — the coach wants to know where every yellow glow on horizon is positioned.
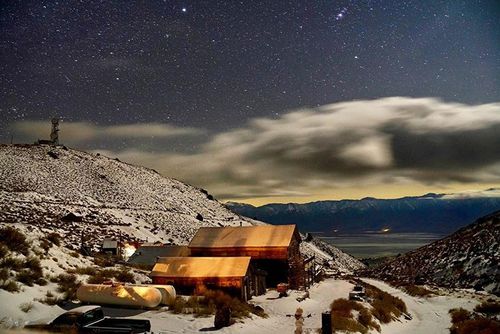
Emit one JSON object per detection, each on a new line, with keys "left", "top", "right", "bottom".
{"left": 223, "top": 182, "right": 499, "bottom": 206}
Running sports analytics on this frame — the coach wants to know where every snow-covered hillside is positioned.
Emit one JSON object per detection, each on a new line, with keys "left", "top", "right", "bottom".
{"left": 364, "top": 211, "right": 500, "bottom": 295}
{"left": 0, "top": 144, "right": 254, "bottom": 248}
{"left": 0, "top": 144, "right": 362, "bottom": 271}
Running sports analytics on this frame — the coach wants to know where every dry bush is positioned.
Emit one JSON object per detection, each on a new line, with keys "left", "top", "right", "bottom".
{"left": 69, "top": 251, "right": 80, "bottom": 258}
{"left": 55, "top": 273, "right": 81, "bottom": 300}
{"left": 330, "top": 298, "right": 379, "bottom": 333}
{"left": 16, "top": 256, "right": 43, "bottom": 286}
{"left": 358, "top": 308, "right": 380, "bottom": 332}
{"left": 171, "top": 296, "right": 187, "bottom": 314}
{"left": 450, "top": 317, "right": 500, "bottom": 334}
{"left": 331, "top": 313, "right": 368, "bottom": 334}
{"left": 19, "top": 302, "right": 33, "bottom": 313}
{"left": 2, "top": 280, "right": 19, "bottom": 292}
{"left": 364, "top": 283, "right": 407, "bottom": 323}
{"left": 1, "top": 257, "right": 24, "bottom": 271}
{"left": 114, "top": 269, "right": 135, "bottom": 283}
{"left": 0, "top": 244, "right": 8, "bottom": 258}
{"left": 0, "top": 226, "right": 29, "bottom": 255}
{"left": 94, "top": 255, "right": 115, "bottom": 267}
{"left": 46, "top": 232, "right": 61, "bottom": 246}
{"left": 450, "top": 308, "right": 471, "bottom": 324}
{"left": 0, "top": 268, "right": 9, "bottom": 282}
{"left": 170, "top": 289, "right": 265, "bottom": 319}
{"left": 474, "top": 301, "right": 500, "bottom": 316}
{"left": 70, "top": 266, "right": 98, "bottom": 276}
{"left": 403, "top": 285, "right": 434, "bottom": 297}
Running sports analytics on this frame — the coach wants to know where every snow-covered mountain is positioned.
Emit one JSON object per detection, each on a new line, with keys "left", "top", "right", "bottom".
{"left": 364, "top": 210, "right": 500, "bottom": 295}
{"left": 0, "top": 144, "right": 362, "bottom": 272}
{"left": 227, "top": 191, "right": 500, "bottom": 234}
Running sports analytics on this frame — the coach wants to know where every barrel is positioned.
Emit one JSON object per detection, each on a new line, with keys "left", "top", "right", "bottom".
{"left": 76, "top": 284, "right": 162, "bottom": 308}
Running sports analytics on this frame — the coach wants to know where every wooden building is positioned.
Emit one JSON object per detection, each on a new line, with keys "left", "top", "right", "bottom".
{"left": 150, "top": 257, "right": 258, "bottom": 301}
{"left": 188, "top": 225, "right": 304, "bottom": 288}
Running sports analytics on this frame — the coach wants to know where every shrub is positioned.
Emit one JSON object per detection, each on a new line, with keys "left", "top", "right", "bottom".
{"left": 0, "top": 226, "right": 29, "bottom": 255}
{"left": 358, "top": 308, "right": 380, "bottom": 332}
{"left": 450, "top": 308, "right": 471, "bottom": 324}
{"left": 70, "top": 266, "right": 97, "bottom": 276}
{"left": 114, "top": 269, "right": 135, "bottom": 283}
{"left": 0, "top": 268, "right": 10, "bottom": 282}
{"left": 450, "top": 317, "right": 500, "bottom": 334}
{"left": 69, "top": 251, "right": 80, "bottom": 258}
{"left": 19, "top": 302, "right": 33, "bottom": 313}
{"left": 171, "top": 296, "right": 187, "bottom": 314}
{"left": 403, "top": 285, "right": 434, "bottom": 297}
{"left": 24, "top": 256, "right": 43, "bottom": 274}
{"left": 46, "top": 232, "right": 61, "bottom": 247}
{"left": 94, "top": 255, "right": 114, "bottom": 267}
{"left": 364, "top": 283, "right": 407, "bottom": 323}
{"left": 474, "top": 301, "right": 500, "bottom": 316}
{"left": 16, "top": 270, "right": 36, "bottom": 286}
{"left": 331, "top": 313, "right": 368, "bottom": 334}
{"left": 39, "top": 239, "right": 52, "bottom": 253}
{"left": 55, "top": 273, "right": 80, "bottom": 300}
{"left": 1, "top": 257, "right": 24, "bottom": 271}
{"left": 1, "top": 280, "right": 19, "bottom": 292}
{"left": 0, "top": 244, "right": 8, "bottom": 258}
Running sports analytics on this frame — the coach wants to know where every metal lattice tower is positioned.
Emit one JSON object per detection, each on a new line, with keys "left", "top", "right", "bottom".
{"left": 50, "top": 118, "right": 59, "bottom": 145}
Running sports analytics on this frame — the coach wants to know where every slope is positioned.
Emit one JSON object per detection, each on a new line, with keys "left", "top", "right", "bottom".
{"left": 363, "top": 211, "right": 500, "bottom": 295}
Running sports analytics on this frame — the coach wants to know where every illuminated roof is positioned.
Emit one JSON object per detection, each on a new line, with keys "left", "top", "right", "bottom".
{"left": 150, "top": 257, "right": 251, "bottom": 278}
{"left": 188, "top": 225, "right": 297, "bottom": 248}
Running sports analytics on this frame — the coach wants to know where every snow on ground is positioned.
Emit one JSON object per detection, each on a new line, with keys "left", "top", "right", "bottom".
{"left": 362, "top": 278, "right": 490, "bottom": 334}
{"left": 116, "top": 279, "right": 355, "bottom": 334}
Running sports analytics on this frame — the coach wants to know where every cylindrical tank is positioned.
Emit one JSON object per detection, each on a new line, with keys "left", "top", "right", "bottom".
{"left": 145, "top": 285, "right": 176, "bottom": 306}
{"left": 77, "top": 284, "right": 162, "bottom": 308}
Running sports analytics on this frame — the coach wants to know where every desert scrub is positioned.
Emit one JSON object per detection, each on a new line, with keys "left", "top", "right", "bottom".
{"left": 54, "top": 273, "right": 81, "bottom": 300}
{"left": 473, "top": 301, "right": 500, "bottom": 316}
{"left": 19, "top": 302, "right": 33, "bottom": 313}
{"left": 86, "top": 267, "right": 135, "bottom": 284}
{"left": 363, "top": 282, "right": 407, "bottom": 323}
{"left": 0, "top": 226, "right": 30, "bottom": 255}
{"left": 401, "top": 284, "right": 434, "bottom": 297}
{"left": 1, "top": 280, "right": 19, "bottom": 292}
{"left": 330, "top": 298, "right": 380, "bottom": 334}
{"left": 170, "top": 290, "right": 266, "bottom": 319}
{"left": 449, "top": 307, "right": 500, "bottom": 334}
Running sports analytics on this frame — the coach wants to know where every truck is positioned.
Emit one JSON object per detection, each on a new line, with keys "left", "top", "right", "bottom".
{"left": 25, "top": 305, "right": 151, "bottom": 333}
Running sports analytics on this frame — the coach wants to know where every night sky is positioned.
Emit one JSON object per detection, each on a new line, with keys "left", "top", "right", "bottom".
{"left": 1, "top": 1, "right": 500, "bottom": 204}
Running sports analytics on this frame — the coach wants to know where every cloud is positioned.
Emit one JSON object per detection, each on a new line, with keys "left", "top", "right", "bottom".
{"left": 91, "top": 97, "right": 500, "bottom": 199}
{"left": 11, "top": 97, "right": 500, "bottom": 200}
{"left": 12, "top": 121, "right": 205, "bottom": 145}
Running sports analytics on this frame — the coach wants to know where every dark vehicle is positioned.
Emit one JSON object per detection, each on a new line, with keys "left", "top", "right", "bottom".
{"left": 25, "top": 305, "right": 151, "bottom": 333}
{"left": 348, "top": 285, "right": 366, "bottom": 301}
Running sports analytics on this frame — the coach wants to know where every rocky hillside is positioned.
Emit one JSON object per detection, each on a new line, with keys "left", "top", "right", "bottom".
{"left": 0, "top": 144, "right": 363, "bottom": 272}
{"left": 364, "top": 211, "right": 500, "bottom": 295}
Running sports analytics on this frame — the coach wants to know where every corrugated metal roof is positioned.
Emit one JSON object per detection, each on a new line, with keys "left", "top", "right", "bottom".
{"left": 128, "top": 245, "right": 190, "bottom": 266}
{"left": 150, "top": 257, "right": 251, "bottom": 278}
{"left": 188, "top": 225, "right": 297, "bottom": 248}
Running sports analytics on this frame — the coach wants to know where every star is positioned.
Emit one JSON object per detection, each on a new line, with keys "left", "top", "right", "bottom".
{"left": 181, "top": 8, "right": 187, "bottom": 13}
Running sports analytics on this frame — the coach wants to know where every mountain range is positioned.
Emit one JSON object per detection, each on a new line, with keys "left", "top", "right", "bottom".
{"left": 227, "top": 191, "right": 500, "bottom": 234}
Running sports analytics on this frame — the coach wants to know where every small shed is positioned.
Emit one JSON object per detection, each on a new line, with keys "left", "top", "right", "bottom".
{"left": 128, "top": 245, "right": 190, "bottom": 267}
{"left": 150, "top": 257, "right": 254, "bottom": 300}
{"left": 102, "top": 238, "right": 118, "bottom": 255}
{"left": 188, "top": 225, "right": 304, "bottom": 288}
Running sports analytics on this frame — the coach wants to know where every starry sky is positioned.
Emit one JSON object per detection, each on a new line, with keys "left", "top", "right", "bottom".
{"left": 1, "top": 1, "right": 500, "bottom": 204}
